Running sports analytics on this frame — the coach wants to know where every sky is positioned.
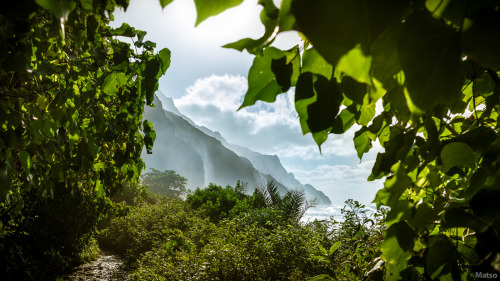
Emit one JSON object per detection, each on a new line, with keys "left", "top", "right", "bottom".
{"left": 113, "top": 0, "right": 383, "bottom": 205}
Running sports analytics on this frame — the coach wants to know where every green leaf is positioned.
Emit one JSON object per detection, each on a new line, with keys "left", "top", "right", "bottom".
{"left": 426, "top": 235, "right": 457, "bottom": 279}
{"left": 110, "top": 23, "right": 136, "bottom": 37}
{"left": 329, "top": 241, "right": 341, "bottom": 255}
{"left": 291, "top": 0, "right": 409, "bottom": 67}
{"left": 440, "top": 142, "right": 475, "bottom": 173}
{"left": 302, "top": 48, "right": 333, "bottom": 79}
{"left": 80, "top": 0, "right": 93, "bottom": 10}
{"left": 371, "top": 24, "right": 403, "bottom": 90}
{"left": 408, "top": 202, "right": 439, "bottom": 233}
{"left": 295, "top": 72, "right": 342, "bottom": 142}
{"left": 398, "top": 12, "right": 464, "bottom": 111}
{"left": 384, "top": 85, "right": 410, "bottom": 121}
{"left": 103, "top": 72, "right": 128, "bottom": 96}
{"left": 381, "top": 222, "right": 413, "bottom": 277}
{"left": 240, "top": 47, "right": 285, "bottom": 109}
{"left": 94, "top": 179, "right": 104, "bottom": 198}
{"left": 462, "top": 10, "right": 500, "bottom": 71}
{"left": 35, "top": 0, "right": 76, "bottom": 23}
{"left": 271, "top": 56, "right": 293, "bottom": 92}
{"left": 19, "top": 150, "right": 31, "bottom": 176}
{"left": 223, "top": 0, "right": 278, "bottom": 54}
{"left": 86, "top": 15, "right": 99, "bottom": 42}
{"left": 354, "top": 129, "right": 372, "bottom": 160}
{"left": 443, "top": 207, "right": 488, "bottom": 232}
{"left": 370, "top": 127, "right": 413, "bottom": 179}
{"left": 358, "top": 104, "right": 375, "bottom": 126}
{"left": 331, "top": 105, "right": 358, "bottom": 134}
{"left": 143, "top": 120, "right": 156, "bottom": 154}
{"left": 158, "top": 48, "right": 171, "bottom": 73}
{"left": 341, "top": 76, "right": 366, "bottom": 105}
{"left": 159, "top": 0, "right": 174, "bottom": 9}
{"left": 278, "top": 0, "right": 295, "bottom": 32}
{"left": 193, "top": 0, "right": 244, "bottom": 26}
{"left": 307, "top": 76, "right": 342, "bottom": 133}
{"left": 336, "top": 46, "right": 372, "bottom": 84}
{"left": 374, "top": 162, "right": 412, "bottom": 208}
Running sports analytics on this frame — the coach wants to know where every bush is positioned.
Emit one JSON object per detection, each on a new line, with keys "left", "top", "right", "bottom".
{"left": 186, "top": 182, "right": 251, "bottom": 223}
{"left": 132, "top": 212, "right": 328, "bottom": 280}
{"left": 309, "top": 200, "right": 387, "bottom": 280}
{"left": 97, "top": 197, "right": 205, "bottom": 264}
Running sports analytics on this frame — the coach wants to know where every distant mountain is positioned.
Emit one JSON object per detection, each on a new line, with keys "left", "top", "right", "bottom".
{"left": 141, "top": 93, "right": 331, "bottom": 205}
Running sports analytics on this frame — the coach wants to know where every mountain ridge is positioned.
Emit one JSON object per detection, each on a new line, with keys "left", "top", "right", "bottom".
{"left": 141, "top": 93, "right": 331, "bottom": 205}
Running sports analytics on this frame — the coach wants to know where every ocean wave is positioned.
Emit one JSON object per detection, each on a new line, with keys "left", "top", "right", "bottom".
{"left": 300, "top": 203, "right": 380, "bottom": 224}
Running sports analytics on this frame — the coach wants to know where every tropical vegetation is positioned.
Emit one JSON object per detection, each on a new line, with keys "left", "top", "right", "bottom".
{"left": 1, "top": 0, "right": 500, "bottom": 280}
{"left": 99, "top": 181, "right": 386, "bottom": 280}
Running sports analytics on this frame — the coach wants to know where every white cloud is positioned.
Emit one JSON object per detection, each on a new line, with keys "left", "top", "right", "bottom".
{"left": 175, "top": 74, "right": 246, "bottom": 112}
{"left": 173, "top": 74, "right": 373, "bottom": 159}
{"left": 171, "top": 75, "right": 386, "bottom": 205}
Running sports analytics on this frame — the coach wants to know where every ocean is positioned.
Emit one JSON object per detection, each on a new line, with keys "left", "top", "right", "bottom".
{"left": 300, "top": 204, "right": 379, "bottom": 224}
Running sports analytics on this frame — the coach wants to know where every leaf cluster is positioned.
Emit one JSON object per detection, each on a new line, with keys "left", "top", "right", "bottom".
{"left": 0, "top": 1, "right": 169, "bottom": 278}
{"left": 161, "top": 0, "right": 500, "bottom": 279}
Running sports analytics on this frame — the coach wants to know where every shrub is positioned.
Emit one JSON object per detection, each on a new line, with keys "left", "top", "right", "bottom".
{"left": 97, "top": 197, "right": 202, "bottom": 264}
{"left": 132, "top": 215, "right": 328, "bottom": 281}
{"left": 186, "top": 182, "right": 251, "bottom": 223}
{"left": 309, "top": 200, "right": 387, "bottom": 280}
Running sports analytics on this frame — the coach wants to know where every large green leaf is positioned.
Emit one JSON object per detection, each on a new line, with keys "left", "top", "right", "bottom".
{"left": 381, "top": 222, "right": 413, "bottom": 278}
{"left": 341, "top": 76, "right": 366, "bottom": 105}
{"left": 103, "top": 72, "right": 128, "bottom": 96}
{"left": 398, "top": 12, "right": 464, "bottom": 111}
{"left": 158, "top": 48, "right": 171, "bottom": 73}
{"left": 35, "top": 0, "right": 76, "bottom": 23}
{"left": 371, "top": 24, "right": 403, "bottom": 90}
{"left": 295, "top": 72, "right": 342, "bottom": 141}
{"left": 240, "top": 47, "right": 285, "bottom": 109}
{"left": 443, "top": 207, "right": 488, "bottom": 232}
{"left": 440, "top": 142, "right": 475, "bottom": 173}
{"left": 329, "top": 241, "right": 341, "bottom": 255}
{"left": 462, "top": 9, "right": 500, "bottom": 70}
{"left": 193, "top": 0, "right": 244, "bottom": 26}
{"left": 278, "top": 0, "right": 295, "bottom": 32}
{"left": 110, "top": 23, "right": 137, "bottom": 37}
{"left": 426, "top": 235, "right": 457, "bottom": 279}
{"left": 301, "top": 48, "right": 333, "bottom": 79}
{"left": 291, "top": 0, "right": 409, "bottom": 67}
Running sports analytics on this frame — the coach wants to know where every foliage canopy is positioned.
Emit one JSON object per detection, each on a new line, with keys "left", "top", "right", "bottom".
{"left": 170, "top": 0, "right": 500, "bottom": 279}
{"left": 0, "top": 0, "right": 168, "bottom": 277}
{"left": 141, "top": 169, "right": 187, "bottom": 199}
{"left": 3, "top": 0, "right": 500, "bottom": 279}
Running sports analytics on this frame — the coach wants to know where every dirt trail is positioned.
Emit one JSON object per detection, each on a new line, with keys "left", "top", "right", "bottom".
{"left": 65, "top": 251, "right": 130, "bottom": 281}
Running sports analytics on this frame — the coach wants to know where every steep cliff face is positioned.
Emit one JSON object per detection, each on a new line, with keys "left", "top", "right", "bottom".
{"left": 141, "top": 94, "right": 331, "bottom": 205}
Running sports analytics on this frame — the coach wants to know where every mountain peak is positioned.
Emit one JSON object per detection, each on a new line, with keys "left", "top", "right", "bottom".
{"left": 142, "top": 91, "right": 332, "bottom": 205}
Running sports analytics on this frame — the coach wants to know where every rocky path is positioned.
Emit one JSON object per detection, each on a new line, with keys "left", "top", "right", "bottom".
{"left": 65, "top": 251, "right": 130, "bottom": 281}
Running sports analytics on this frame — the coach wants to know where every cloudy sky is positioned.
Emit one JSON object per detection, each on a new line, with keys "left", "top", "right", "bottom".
{"left": 113, "top": 0, "right": 383, "bottom": 205}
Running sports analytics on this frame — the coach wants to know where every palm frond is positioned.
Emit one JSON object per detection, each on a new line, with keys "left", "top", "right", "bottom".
{"left": 282, "top": 189, "right": 305, "bottom": 221}
{"left": 264, "top": 180, "right": 282, "bottom": 208}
